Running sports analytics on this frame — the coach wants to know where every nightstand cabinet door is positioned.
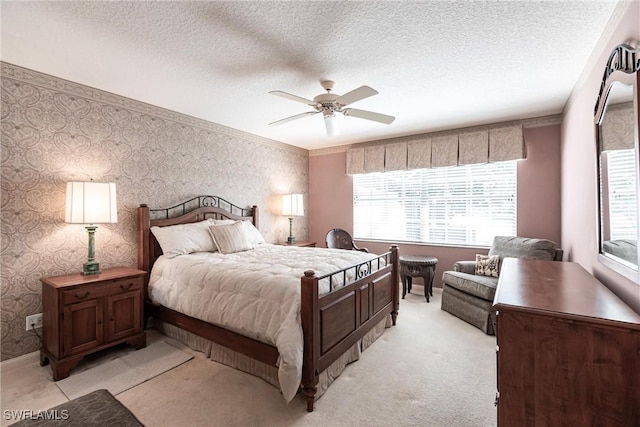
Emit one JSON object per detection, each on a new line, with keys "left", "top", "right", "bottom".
{"left": 107, "top": 290, "right": 142, "bottom": 341}
{"left": 62, "top": 299, "right": 104, "bottom": 357}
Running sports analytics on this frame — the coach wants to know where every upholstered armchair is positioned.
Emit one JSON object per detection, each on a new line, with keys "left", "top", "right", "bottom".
{"left": 325, "top": 228, "right": 369, "bottom": 252}
{"left": 441, "top": 236, "right": 563, "bottom": 335}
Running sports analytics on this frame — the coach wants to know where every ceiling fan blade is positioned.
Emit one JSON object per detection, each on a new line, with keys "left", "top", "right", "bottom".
{"left": 336, "top": 86, "right": 378, "bottom": 106}
{"left": 269, "top": 90, "right": 317, "bottom": 106}
{"left": 342, "top": 108, "right": 395, "bottom": 124}
{"left": 269, "top": 111, "right": 319, "bottom": 126}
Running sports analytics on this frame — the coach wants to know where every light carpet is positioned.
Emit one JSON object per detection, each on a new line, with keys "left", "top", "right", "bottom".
{"left": 56, "top": 340, "right": 193, "bottom": 400}
{"left": 116, "top": 289, "right": 498, "bottom": 426}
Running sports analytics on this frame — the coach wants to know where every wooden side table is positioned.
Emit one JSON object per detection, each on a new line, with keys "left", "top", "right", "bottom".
{"left": 400, "top": 256, "right": 438, "bottom": 302}
{"left": 40, "top": 267, "right": 147, "bottom": 380}
{"left": 277, "top": 241, "right": 316, "bottom": 247}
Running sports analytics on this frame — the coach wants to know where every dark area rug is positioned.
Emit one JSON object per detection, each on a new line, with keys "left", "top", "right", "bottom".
{"left": 11, "top": 389, "right": 144, "bottom": 426}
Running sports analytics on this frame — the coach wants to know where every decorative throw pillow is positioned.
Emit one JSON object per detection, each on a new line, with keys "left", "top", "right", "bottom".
{"left": 212, "top": 219, "right": 236, "bottom": 225}
{"left": 208, "top": 221, "right": 255, "bottom": 254}
{"left": 475, "top": 254, "right": 500, "bottom": 277}
{"left": 150, "top": 219, "right": 216, "bottom": 258}
{"left": 212, "top": 219, "right": 266, "bottom": 245}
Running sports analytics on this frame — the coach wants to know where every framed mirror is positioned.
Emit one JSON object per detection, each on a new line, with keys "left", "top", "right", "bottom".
{"left": 594, "top": 42, "right": 640, "bottom": 281}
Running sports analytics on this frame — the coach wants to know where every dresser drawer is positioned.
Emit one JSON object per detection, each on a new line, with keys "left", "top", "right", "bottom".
{"left": 62, "top": 277, "right": 142, "bottom": 305}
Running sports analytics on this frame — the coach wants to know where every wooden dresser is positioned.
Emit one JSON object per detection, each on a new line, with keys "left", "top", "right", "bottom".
{"left": 494, "top": 258, "right": 640, "bottom": 426}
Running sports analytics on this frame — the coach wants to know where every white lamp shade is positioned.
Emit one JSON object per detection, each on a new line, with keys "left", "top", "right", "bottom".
{"left": 281, "top": 193, "right": 304, "bottom": 217}
{"left": 324, "top": 114, "right": 339, "bottom": 137}
{"left": 65, "top": 182, "right": 118, "bottom": 224}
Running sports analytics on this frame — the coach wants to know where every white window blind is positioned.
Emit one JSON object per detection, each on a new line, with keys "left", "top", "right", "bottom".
{"left": 353, "top": 161, "right": 517, "bottom": 246}
{"left": 607, "top": 149, "right": 638, "bottom": 240}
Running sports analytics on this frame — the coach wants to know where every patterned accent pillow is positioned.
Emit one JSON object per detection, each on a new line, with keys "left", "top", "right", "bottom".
{"left": 212, "top": 219, "right": 236, "bottom": 225}
{"left": 208, "top": 221, "right": 255, "bottom": 254}
{"left": 212, "top": 219, "right": 266, "bottom": 245}
{"left": 475, "top": 254, "right": 500, "bottom": 277}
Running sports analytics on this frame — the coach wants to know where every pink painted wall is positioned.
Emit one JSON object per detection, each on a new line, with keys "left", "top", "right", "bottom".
{"left": 309, "top": 124, "right": 562, "bottom": 289}
{"left": 517, "top": 125, "right": 562, "bottom": 242}
{"left": 561, "top": 1, "right": 640, "bottom": 313}
{"left": 308, "top": 152, "right": 353, "bottom": 243}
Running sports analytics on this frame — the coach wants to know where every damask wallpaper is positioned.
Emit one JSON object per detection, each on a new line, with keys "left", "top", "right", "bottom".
{"left": 0, "top": 62, "right": 309, "bottom": 360}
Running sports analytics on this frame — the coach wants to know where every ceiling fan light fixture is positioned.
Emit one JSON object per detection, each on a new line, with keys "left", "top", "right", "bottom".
{"left": 324, "top": 113, "right": 339, "bottom": 137}
{"left": 269, "top": 81, "right": 394, "bottom": 135}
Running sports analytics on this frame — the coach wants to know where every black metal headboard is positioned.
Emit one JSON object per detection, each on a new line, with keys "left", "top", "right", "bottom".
{"left": 137, "top": 196, "right": 258, "bottom": 292}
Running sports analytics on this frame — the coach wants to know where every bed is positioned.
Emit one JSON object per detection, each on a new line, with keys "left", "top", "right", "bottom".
{"left": 137, "top": 196, "right": 399, "bottom": 411}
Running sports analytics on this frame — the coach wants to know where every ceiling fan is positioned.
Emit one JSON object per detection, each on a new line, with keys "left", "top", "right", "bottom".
{"left": 269, "top": 80, "right": 395, "bottom": 136}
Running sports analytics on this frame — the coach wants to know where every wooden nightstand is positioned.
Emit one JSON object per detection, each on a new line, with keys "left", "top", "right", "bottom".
{"left": 277, "top": 241, "right": 316, "bottom": 247}
{"left": 40, "top": 267, "right": 147, "bottom": 380}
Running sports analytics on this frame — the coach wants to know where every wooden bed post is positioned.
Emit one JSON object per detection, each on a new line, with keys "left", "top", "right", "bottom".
{"left": 300, "top": 270, "right": 320, "bottom": 412}
{"left": 137, "top": 204, "right": 151, "bottom": 326}
{"left": 390, "top": 244, "right": 399, "bottom": 325}
{"left": 137, "top": 204, "right": 150, "bottom": 280}
{"left": 252, "top": 205, "right": 259, "bottom": 229}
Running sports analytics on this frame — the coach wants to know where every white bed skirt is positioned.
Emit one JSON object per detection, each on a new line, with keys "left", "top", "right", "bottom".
{"left": 152, "top": 315, "right": 391, "bottom": 402}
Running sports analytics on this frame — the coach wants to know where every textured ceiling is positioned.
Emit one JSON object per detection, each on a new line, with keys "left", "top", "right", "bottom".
{"left": 1, "top": 1, "right": 619, "bottom": 150}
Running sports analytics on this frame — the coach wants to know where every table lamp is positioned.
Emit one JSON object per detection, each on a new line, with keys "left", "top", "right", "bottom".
{"left": 65, "top": 181, "right": 117, "bottom": 275}
{"left": 281, "top": 194, "right": 303, "bottom": 244}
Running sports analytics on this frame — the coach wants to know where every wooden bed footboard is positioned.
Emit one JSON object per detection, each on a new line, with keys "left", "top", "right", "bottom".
{"left": 300, "top": 246, "right": 399, "bottom": 411}
{"left": 137, "top": 199, "right": 399, "bottom": 412}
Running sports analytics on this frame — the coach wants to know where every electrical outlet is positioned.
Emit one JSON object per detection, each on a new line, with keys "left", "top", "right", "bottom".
{"left": 25, "top": 313, "right": 43, "bottom": 331}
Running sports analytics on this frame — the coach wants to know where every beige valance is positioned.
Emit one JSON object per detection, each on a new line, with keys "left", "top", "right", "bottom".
{"left": 601, "top": 102, "right": 634, "bottom": 151}
{"left": 407, "top": 139, "right": 431, "bottom": 169}
{"left": 364, "top": 146, "right": 385, "bottom": 173}
{"left": 345, "top": 145, "right": 386, "bottom": 174}
{"left": 431, "top": 135, "right": 458, "bottom": 168}
{"left": 346, "top": 123, "right": 525, "bottom": 174}
{"left": 489, "top": 125, "right": 525, "bottom": 162}
{"left": 384, "top": 142, "right": 407, "bottom": 171}
{"left": 346, "top": 147, "right": 365, "bottom": 174}
{"left": 458, "top": 130, "right": 489, "bottom": 165}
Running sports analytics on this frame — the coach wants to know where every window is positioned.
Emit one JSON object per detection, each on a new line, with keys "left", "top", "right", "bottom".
{"left": 605, "top": 149, "right": 638, "bottom": 240}
{"left": 353, "top": 162, "right": 517, "bottom": 246}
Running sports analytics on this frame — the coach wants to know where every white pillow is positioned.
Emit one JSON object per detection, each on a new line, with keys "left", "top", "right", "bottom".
{"left": 208, "top": 221, "right": 254, "bottom": 254}
{"left": 150, "top": 219, "right": 215, "bottom": 258}
{"left": 240, "top": 220, "right": 266, "bottom": 245}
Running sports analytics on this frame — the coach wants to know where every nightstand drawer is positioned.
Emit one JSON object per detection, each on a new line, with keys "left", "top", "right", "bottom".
{"left": 62, "top": 277, "right": 142, "bottom": 305}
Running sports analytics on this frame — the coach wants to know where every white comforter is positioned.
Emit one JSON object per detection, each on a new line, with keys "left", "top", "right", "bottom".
{"left": 148, "top": 243, "right": 381, "bottom": 402}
